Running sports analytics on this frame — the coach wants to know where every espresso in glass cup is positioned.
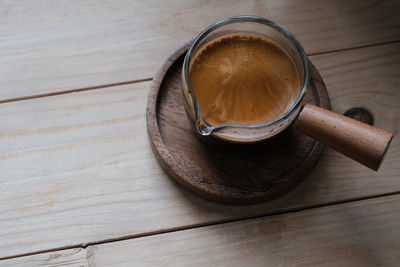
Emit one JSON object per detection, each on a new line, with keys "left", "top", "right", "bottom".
{"left": 182, "top": 16, "right": 392, "bottom": 171}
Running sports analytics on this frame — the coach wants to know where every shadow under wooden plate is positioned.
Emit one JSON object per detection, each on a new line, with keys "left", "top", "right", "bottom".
{"left": 147, "top": 40, "right": 331, "bottom": 205}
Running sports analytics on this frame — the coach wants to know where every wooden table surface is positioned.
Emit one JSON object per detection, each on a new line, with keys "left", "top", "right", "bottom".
{"left": 1, "top": 0, "right": 399, "bottom": 266}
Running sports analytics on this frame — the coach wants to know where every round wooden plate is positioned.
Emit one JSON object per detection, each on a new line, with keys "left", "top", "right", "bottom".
{"left": 147, "top": 40, "right": 331, "bottom": 205}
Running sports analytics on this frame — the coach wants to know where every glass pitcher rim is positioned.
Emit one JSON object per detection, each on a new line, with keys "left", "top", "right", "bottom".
{"left": 184, "top": 15, "right": 309, "bottom": 135}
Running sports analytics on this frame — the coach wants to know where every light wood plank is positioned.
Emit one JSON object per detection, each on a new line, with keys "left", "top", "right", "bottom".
{"left": 0, "top": 0, "right": 399, "bottom": 101}
{"left": 4, "top": 195, "right": 400, "bottom": 266}
{"left": 90, "top": 195, "right": 400, "bottom": 266}
{"left": 0, "top": 43, "right": 399, "bottom": 259}
{"left": 0, "top": 248, "right": 89, "bottom": 267}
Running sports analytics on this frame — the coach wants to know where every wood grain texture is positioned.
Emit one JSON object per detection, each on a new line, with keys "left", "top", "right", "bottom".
{"left": 0, "top": 0, "right": 399, "bottom": 101}
{"left": 0, "top": 248, "right": 89, "bottom": 267}
{"left": 90, "top": 195, "right": 400, "bottom": 267}
{"left": 147, "top": 42, "right": 330, "bottom": 204}
{"left": 296, "top": 104, "right": 393, "bottom": 171}
{"left": 0, "top": 43, "right": 399, "bottom": 259}
{"left": 311, "top": 42, "right": 400, "bottom": 135}
{"left": 3, "top": 195, "right": 400, "bottom": 266}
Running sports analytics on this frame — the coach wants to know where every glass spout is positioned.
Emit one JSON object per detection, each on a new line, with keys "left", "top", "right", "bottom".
{"left": 195, "top": 118, "right": 214, "bottom": 136}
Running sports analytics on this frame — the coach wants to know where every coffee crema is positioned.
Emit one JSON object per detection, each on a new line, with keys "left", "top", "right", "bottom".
{"left": 189, "top": 34, "right": 301, "bottom": 126}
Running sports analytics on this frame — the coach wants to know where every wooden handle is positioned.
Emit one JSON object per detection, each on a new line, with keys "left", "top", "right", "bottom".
{"left": 295, "top": 104, "right": 393, "bottom": 171}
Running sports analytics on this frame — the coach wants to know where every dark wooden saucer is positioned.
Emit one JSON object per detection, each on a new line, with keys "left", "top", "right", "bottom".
{"left": 146, "top": 40, "right": 331, "bottom": 205}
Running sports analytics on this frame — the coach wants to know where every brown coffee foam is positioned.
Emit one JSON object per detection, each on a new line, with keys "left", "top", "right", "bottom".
{"left": 189, "top": 34, "right": 300, "bottom": 126}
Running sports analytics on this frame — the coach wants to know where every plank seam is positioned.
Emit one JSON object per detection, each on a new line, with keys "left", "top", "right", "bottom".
{"left": 0, "top": 39, "right": 399, "bottom": 104}
{"left": 0, "top": 78, "right": 152, "bottom": 104}
{"left": 1, "top": 190, "right": 400, "bottom": 261}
